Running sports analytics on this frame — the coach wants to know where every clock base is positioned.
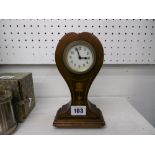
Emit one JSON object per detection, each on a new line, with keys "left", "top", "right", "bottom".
{"left": 53, "top": 101, "right": 105, "bottom": 128}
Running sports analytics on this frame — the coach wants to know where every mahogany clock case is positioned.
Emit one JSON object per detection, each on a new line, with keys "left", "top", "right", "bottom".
{"left": 53, "top": 32, "right": 105, "bottom": 128}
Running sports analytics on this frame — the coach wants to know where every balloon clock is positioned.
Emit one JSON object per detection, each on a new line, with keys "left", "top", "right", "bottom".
{"left": 53, "top": 32, "right": 105, "bottom": 128}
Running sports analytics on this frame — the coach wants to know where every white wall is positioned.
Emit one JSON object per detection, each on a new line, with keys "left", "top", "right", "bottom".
{"left": 0, "top": 65, "right": 155, "bottom": 127}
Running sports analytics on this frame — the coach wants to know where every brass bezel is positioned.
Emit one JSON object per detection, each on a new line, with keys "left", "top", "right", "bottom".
{"left": 63, "top": 40, "right": 96, "bottom": 74}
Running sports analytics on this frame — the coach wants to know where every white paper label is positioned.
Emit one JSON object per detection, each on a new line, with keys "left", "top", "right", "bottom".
{"left": 0, "top": 76, "right": 15, "bottom": 79}
{"left": 71, "top": 106, "right": 86, "bottom": 116}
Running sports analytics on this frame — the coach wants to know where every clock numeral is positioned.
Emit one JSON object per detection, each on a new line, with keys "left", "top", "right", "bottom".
{"left": 79, "top": 47, "right": 82, "bottom": 50}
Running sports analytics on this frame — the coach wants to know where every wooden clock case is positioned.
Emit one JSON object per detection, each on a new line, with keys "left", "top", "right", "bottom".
{"left": 53, "top": 32, "right": 105, "bottom": 128}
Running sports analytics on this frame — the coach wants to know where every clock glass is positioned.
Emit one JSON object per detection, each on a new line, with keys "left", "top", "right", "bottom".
{"left": 63, "top": 41, "right": 96, "bottom": 73}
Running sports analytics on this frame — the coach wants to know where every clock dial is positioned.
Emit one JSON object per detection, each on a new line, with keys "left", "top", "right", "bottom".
{"left": 63, "top": 41, "right": 96, "bottom": 73}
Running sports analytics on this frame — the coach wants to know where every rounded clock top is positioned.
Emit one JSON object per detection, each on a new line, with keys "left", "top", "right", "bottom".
{"left": 55, "top": 32, "right": 104, "bottom": 78}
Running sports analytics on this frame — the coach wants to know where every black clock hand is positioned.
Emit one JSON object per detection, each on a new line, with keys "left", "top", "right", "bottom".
{"left": 75, "top": 48, "right": 81, "bottom": 59}
{"left": 80, "top": 57, "right": 90, "bottom": 60}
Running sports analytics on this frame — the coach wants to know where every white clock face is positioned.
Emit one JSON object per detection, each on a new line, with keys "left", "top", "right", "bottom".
{"left": 63, "top": 41, "right": 96, "bottom": 73}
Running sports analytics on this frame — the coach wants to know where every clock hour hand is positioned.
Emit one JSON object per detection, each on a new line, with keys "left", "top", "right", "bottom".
{"left": 80, "top": 57, "right": 90, "bottom": 60}
{"left": 75, "top": 48, "right": 81, "bottom": 59}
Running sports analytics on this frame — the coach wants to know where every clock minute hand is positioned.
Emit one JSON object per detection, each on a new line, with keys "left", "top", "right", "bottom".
{"left": 75, "top": 48, "right": 81, "bottom": 59}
